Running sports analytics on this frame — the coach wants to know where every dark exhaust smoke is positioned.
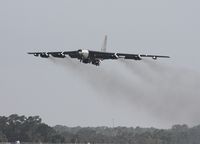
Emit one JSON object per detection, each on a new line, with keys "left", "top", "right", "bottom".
{"left": 120, "top": 59, "right": 200, "bottom": 125}
{"left": 50, "top": 57, "right": 200, "bottom": 127}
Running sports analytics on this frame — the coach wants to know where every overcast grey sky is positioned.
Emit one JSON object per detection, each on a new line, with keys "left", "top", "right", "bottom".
{"left": 0, "top": 0, "right": 200, "bottom": 128}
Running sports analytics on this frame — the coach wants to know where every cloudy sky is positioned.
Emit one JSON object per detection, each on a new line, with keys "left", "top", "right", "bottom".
{"left": 0, "top": 0, "right": 200, "bottom": 128}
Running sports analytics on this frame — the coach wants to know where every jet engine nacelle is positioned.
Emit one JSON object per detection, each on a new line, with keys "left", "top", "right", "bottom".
{"left": 49, "top": 52, "right": 65, "bottom": 58}
{"left": 114, "top": 53, "right": 119, "bottom": 59}
{"left": 136, "top": 54, "right": 142, "bottom": 60}
{"left": 40, "top": 53, "right": 49, "bottom": 58}
{"left": 34, "top": 53, "right": 39, "bottom": 57}
{"left": 111, "top": 53, "right": 119, "bottom": 59}
{"left": 152, "top": 56, "right": 157, "bottom": 60}
{"left": 78, "top": 49, "right": 89, "bottom": 59}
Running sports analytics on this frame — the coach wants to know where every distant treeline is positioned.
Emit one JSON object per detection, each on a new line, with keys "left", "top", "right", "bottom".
{"left": 0, "top": 114, "right": 64, "bottom": 143}
{"left": 1, "top": 114, "right": 200, "bottom": 144}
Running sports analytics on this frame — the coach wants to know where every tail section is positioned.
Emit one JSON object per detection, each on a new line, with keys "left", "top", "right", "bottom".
{"left": 101, "top": 35, "right": 107, "bottom": 52}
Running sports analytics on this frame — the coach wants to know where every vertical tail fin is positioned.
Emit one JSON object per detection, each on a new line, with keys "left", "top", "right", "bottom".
{"left": 101, "top": 35, "right": 107, "bottom": 52}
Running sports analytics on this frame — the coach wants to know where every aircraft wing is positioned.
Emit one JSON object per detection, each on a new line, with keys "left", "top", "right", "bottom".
{"left": 63, "top": 51, "right": 80, "bottom": 58}
{"left": 89, "top": 51, "right": 117, "bottom": 59}
{"left": 117, "top": 53, "right": 170, "bottom": 60}
{"left": 89, "top": 51, "right": 170, "bottom": 60}
{"left": 28, "top": 52, "right": 50, "bottom": 58}
{"left": 28, "top": 50, "right": 170, "bottom": 66}
{"left": 28, "top": 51, "right": 78, "bottom": 58}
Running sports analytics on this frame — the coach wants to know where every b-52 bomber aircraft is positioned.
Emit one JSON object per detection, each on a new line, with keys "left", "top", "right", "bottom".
{"left": 28, "top": 36, "right": 170, "bottom": 66}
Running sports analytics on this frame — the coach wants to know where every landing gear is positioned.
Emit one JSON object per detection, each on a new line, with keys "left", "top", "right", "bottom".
{"left": 79, "top": 58, "right": 100, "bottom": 66}
{"left": 92, "top": 59, "right": 100, "bottom": 66}
{"left": 82, "top": 59, "right": 90, "bottom": 63}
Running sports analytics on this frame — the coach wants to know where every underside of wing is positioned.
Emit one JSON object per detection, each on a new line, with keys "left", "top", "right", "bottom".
{"left": 88, "top": 51, "right": 170, "bottom": 60}
{"left": 89, "top": 50, "right": 117, "bottom": 59}
{"left": 28, "top": 51, "right": 79, "bottom": 58}
{"left": 27, "top": 52, "right": 50, "bottom": 58}
{"left": 139, "top": 54, "right": 170, "bottom": 60}
{"left": 63, "top": 51, "right": 79, "bottom": 58}
{"left": 116, "top": 53, "right": 170, "bottom": 60}
{"left": 47, "top": 52, "right": 65, "bottom": 58}
{"left": 117, "top": 53, "right": 142, "bottom": 60}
